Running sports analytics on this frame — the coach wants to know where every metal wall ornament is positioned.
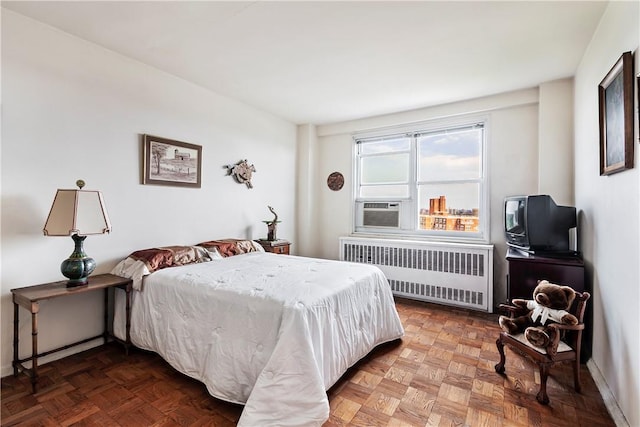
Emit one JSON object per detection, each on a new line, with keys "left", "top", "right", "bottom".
{"left": 327, "top": 171, "right": 344, "bottom": 191}
{"left": 226, "top": 159, "right": 256, "bottom": 188}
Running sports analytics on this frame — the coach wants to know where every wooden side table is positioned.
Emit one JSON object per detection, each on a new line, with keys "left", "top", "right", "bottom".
{"left": 256, "top": 239, "right": 291, "bottom": 255}
{"left": 11, "top": 273, "right": 133, "bottom": 393}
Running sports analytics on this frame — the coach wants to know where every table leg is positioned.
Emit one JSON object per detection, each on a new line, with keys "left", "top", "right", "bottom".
{"left": 125, "top": 285, "right": 131, "bottom": 355}
{"left": 13, "top": 302, "right": 18, "bottom": 376}
{"left": 103, "top": 288, "right": 109, "bottom": 344}
{"left": 31, "top": 309, "right": 38, "bottom": 393}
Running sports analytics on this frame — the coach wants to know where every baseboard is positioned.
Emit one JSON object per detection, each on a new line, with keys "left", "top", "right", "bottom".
{"left": 587, "top": 359, "right": 630, "bottom": 427}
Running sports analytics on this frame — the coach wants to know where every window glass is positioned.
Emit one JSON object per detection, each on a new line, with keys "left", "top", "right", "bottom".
{"left": 360, "top": 153, "right": 410, "bottom": 184}
{"left": 418, "top": 183, "right": 480, "bottom": 232}
{"left": 418, "top": 127, "right": 481, "bottom": 182}
{"left": 359, "top": 137, "right": 410, "bottom": 155}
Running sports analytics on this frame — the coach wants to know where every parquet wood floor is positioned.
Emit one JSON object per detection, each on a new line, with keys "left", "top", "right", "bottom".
{"left": 2, "top": 298, "right": 615, "bottom": 426}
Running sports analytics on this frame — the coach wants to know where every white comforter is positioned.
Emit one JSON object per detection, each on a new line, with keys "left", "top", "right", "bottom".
{"left": 114, "top": 252, "right": 404, "bottom": 426}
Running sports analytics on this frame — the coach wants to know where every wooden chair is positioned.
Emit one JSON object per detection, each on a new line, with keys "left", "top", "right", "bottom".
{"left": 494, "top": 291, "right": 590, "bottom": 404}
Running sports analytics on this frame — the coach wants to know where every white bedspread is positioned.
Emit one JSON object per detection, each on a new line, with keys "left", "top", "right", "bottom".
{"left": 113, "top": 252, "right": 404, "bottom": 426}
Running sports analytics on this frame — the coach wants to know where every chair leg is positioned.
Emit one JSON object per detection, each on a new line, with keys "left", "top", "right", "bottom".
{"left": 536, "top": 363, "right": 550, "bottom": 405}
{"left": 495, "top": 337, "right": 506, "bottom": 374}
{"left": 573, "top": 358, "right": 582, "bottom": 393}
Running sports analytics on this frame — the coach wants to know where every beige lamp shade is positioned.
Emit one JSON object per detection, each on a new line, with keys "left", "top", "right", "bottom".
{"left": 43, "top": 189, "right": 111, "bottom": 236}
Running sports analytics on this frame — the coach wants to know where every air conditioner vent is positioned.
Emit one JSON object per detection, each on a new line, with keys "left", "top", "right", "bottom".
{"left": 363, "top": 202, "right": 397, "bottom": 209}
{"left": 360, "top": 202, "right": 400, "bottom": 228}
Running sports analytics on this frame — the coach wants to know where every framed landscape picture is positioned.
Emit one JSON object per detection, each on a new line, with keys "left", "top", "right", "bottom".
{"left": 598, "top": 51, "right": 634, "bottom": 176}
{"left": 142, "top": 135, "right": 202, "bottom": 187}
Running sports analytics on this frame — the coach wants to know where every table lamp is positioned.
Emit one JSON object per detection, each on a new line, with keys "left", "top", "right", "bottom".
{"left": 43, "top": 180, "right": 111, "bottom": 287}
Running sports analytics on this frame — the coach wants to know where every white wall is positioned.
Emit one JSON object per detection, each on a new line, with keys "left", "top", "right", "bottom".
{"left": 0, "top": 11, "right": 297, "bottom": 376}
{"left": 574, "top": 2, "right": 639, "bottom": 426}
{"left": 538, "top": 79, "right": 574, "bottom": 206}
{"left": 295, "top": 124, "right": 319, "bottom": 257}
{"left": 309, "top": 89, "right": 556, "bottom": 307}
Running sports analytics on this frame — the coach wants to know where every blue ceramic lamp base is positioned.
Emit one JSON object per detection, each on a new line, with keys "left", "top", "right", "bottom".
{"left": 61, "top": 234, "right": 96, "bottom": 287}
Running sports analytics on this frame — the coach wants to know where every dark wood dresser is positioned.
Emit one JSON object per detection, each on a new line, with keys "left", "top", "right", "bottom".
{"left": 506, "top": 247, "right": 585, "bottom": 300}
{"left": 506, "top": 247, "right": 590, "bottom": 361}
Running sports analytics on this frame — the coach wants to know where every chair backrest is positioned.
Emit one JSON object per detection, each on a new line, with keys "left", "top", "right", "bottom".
{"left": 565, "top": 291, "right": 590, "bottom": 348}
{"left": 572, "top": 291, "right": 590, "bottom": 323}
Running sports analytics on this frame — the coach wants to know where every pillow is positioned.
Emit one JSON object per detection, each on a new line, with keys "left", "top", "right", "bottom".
{"left": 251, "top": 240, "right": 266, "bottom": 252}
{"left": 163, "top": 245, "right": 211, "bottom": 266}
{"left": 205, "top": 247, "right": 224, "bottom": 260}
{"left": 196, "top": 239, "right": 262, "bottom": 257}
{"left": 129, "top": 247, "right": 174, "bottom": 272}
{"left": 129, "top": 245, "right": 213, "bottom": 272}
{"left": 113, "top": 241, "right": 260, "bottom": 291}
{"left": 196, "top": 240, "right": 236, "bottom": 257}
{"left": 111, "top": 257, "right": 150, "bottom": 291}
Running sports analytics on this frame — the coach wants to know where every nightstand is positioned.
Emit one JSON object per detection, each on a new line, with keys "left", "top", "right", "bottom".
{"left": 256, "top": 239, "right": 291, "bottom": 255}
{"left": 11, "top": 273, "right": 133, "bottom": 393}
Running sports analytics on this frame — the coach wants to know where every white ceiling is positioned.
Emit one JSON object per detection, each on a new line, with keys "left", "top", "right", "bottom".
{"left": 3, "top": 1, "right": 608, "bottom": 125}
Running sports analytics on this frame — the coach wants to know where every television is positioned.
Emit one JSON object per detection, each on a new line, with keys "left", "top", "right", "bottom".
{"left": 504, "top": 195, "right": 577, "bottom": 255}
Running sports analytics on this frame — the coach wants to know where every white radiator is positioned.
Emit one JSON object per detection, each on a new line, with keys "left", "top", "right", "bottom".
{"left": 339, "top": 236, "right": 494, "bottom": 313}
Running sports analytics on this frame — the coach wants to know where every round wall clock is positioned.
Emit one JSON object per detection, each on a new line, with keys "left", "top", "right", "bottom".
{"left": 327, "top": 172, "right": 344, "bottom": 191}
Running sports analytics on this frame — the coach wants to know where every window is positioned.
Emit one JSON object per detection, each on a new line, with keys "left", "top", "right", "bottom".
{"left": 354, "top": 118, "right": 487, "bottom": 241}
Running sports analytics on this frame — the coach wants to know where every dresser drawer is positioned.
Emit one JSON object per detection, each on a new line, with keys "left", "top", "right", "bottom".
{"left": 256, "top": 239, "right": 291, "bottom": 255}
{"left": 272, "top": 244, "right": 289, "bottom": 255}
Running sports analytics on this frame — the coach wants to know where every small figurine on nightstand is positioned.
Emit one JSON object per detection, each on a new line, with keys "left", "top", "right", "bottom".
{"left": 262, "top": 206, "right": 281, "bottom": 241}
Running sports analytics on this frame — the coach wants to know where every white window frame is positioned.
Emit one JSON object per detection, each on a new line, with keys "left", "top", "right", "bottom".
{"left": 352, "top": 115, "right": 490, "bottom": 243}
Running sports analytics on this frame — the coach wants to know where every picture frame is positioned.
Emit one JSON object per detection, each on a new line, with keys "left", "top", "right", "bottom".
{"left": 637, "top": 72, "right": 640, "bottom": 143}
{"left": 598, "top": 51, "right": 634, "bottom": 176}
{"left": 142, "top": 135, "right": 202, "bottom": 188}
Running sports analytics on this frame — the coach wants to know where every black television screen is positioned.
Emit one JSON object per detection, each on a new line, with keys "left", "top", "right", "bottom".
{"left": 505, "top": 199, "right": 525, "bottom": 235}
{"left": 504, "top": 195, "right": 577, "bottom": 254}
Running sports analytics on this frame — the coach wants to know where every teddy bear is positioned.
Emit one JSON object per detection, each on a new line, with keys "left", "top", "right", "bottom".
{"left": 499, "top": 280, "right": 578, "bottom": 348}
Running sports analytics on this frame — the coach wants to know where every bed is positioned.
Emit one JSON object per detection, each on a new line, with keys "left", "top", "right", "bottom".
{"left": 111, "top": 240, "right": 404, "bottom": 426}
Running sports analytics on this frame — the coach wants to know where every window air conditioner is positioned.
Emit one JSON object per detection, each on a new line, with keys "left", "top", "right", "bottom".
{"left": 360, "top": 202, "right": 401, "bottom": 228}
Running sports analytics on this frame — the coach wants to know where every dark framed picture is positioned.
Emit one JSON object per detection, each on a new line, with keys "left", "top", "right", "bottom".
{"left": 142, "top": 135, "right": 202, "bottom": 187}
{"left": 598, "top": 51, "right": 634, "bottom": 176}
{"left": 637, "top": 73, "right": 640, "bottom": 143}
